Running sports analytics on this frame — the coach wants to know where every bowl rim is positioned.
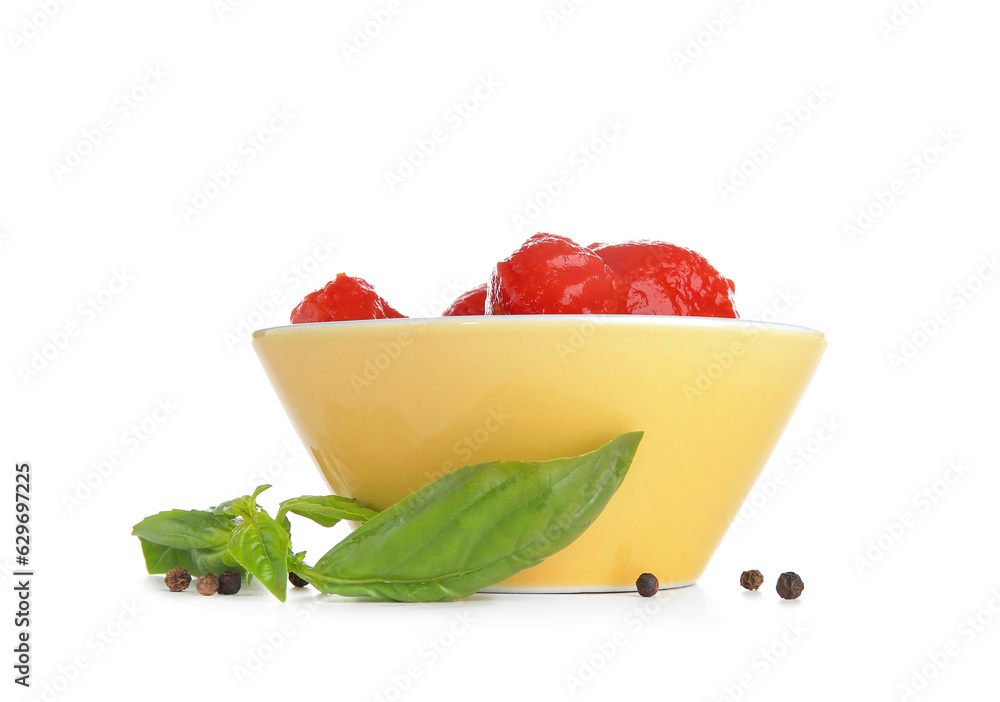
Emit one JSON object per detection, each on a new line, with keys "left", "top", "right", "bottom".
{"left": 254, "top": 315, "right": 825, "bottom": 338}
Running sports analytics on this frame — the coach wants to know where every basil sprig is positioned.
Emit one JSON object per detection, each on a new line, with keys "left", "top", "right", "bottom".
{"left": 132, "top": 432, "right": 643, "bottom": 602}
{"left": 132, "top": 485, "right": 379, "bottom": 598}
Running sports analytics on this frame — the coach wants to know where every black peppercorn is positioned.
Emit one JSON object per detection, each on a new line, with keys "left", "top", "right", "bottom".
{"left": 635, "top": 572, "right": 659, "bottom": 597}
{"left": 218, "top": 571, "right": 242, "bottom": 595}
{"left": 740, "top": 569, "right": 764, "bottom": 591}
{"left": 776, "top": 572, "right": 804, "bottom": 600}
{"left": 289, "top": 572, "right": 309, "bottom": 588}
{"left": 164, "top": 567, "right": 191, "bottom": 592}
{"left": 196, "top": 573, "right": 219, "bottom": 596}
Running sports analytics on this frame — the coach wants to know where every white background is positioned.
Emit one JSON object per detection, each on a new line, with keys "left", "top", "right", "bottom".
{"left": 2, "top": 0, "right": 999, "bottom": 700}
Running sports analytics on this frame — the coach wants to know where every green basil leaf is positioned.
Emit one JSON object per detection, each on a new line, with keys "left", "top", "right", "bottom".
{"left": 228, "top": 509, "right": 290, "bottom": 602}
{"left": 277, "top": 495, "right": 379, "bottom": 528}
{"left": 132, "top": 509, "right": 238, "bottom": 550}
{"left": 138, "top": 537, "right": 197, "bottom": 574}
{"left": 137, "top": 538, "right": 245, "bottom": 577}
{"left": 303, "top": 432, "right": 643, "bottom": 602}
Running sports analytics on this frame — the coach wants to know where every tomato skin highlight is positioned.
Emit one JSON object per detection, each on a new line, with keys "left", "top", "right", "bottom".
{"left": 589, "top": 241, "right": 738, "bottom": 319}
{"left": 290, "top": 273, "right": 406, "bottom": 323}
{"left": 488, "top": 233, "right": 621, "bottom": 315}
{"left": 443, "top": 284, "right": 488, "bottom": 316}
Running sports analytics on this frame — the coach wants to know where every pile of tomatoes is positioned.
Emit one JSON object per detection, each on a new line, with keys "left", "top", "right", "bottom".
{"left": 290, "top": 233, "right": 738, "bottom": 323}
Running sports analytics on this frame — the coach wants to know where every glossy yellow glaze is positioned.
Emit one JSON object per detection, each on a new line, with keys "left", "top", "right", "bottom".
{"left": 253, "top": 316, "right": 825, "bottom": 591}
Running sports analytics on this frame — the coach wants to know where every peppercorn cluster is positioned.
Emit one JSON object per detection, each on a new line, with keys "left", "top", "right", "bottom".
{"left": 162, "top": 568, "right": 242, "bottom": 596}
{"left": 739, "top": 569, "right": 804, "bottom": 599}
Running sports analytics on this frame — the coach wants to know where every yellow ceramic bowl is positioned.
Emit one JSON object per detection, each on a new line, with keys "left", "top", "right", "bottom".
{"left": 253, "top": 316, "right": 825, "bottom": 592}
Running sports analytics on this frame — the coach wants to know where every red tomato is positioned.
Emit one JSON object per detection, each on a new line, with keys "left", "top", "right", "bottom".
{"left": 443, "top": 284, "right": 488, "bottom": 316}
{"left": 589, "top": 241, "right": 738, "bottom": 318}
{"left": 290, "top": 273, "right": 405, "bottom": 323}
{"left": 488, "top": 233, "right": 621, "bottom": 314}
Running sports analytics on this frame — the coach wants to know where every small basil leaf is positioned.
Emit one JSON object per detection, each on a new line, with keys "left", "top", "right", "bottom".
{"left": 277, "top": 495, "right": 379, "bottom": 528}
{"left": 211, "top": 498, "right": 241, "bottom": 516}
{"left": 132, "top": 509, "right": 238, "bottom": 550}
{"left": 228, "top": 509, "right": 290, "bottom": 602}
{"left": 305, "top": 432, "right": 643, "bottom": 602}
